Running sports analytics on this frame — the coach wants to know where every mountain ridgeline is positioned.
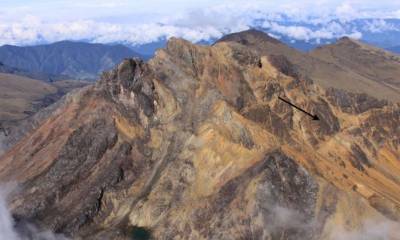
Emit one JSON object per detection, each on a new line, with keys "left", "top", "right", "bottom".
{"left": 0, "top": 30, "right": 399, "bottom": 239}
{"left": 0, "top": 41, "right": 141, "bottom": 81}
{"left": 218, "top": 30, "right": 400, "bottom": 102}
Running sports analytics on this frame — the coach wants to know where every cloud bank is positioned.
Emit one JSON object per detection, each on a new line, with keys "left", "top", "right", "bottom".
{"left": 0, "top": 1, "right": 399, "bottom": 46}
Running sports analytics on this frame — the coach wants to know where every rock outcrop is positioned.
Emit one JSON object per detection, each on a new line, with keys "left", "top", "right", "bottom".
{"left": 0, "top": 31, "right": 399, "bottom": 239}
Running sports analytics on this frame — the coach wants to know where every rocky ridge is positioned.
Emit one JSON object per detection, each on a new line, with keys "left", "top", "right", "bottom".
{"left": 0, "top": 31, "right": 399, "bottom": 239}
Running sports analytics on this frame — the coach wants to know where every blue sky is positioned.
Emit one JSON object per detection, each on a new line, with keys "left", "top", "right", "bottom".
{"left": 0, "top": 0, "right": 400, "bottom": 46}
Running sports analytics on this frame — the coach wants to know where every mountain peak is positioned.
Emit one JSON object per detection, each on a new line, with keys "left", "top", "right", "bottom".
{"left": 107, "top": 58, "right": 149, "bottom": 89}
{"left": 336, "top": 36, "right": 361, "bottom": 46}
{"left": 216, "top": 29, "right": 282, "bottom": 45}
{"left": 1, "top": 31, "right": 400, "bottom": 240}
{"left": 166, "top": 37, "right": 193, "bottom": 49}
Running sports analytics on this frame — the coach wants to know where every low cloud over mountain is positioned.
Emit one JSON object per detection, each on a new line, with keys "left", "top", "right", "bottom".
{"left": 0, "top": 1, "right": 400, "bottom": 50}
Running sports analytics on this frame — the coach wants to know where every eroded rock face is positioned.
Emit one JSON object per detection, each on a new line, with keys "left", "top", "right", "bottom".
{"left": 326, "top": 88, "right": 388, "bottom": 114}
{"left": 268, "top": 54, "right": 302, "bottom": 80}
{"left": 155, "top": 152, "right": 320, "bottom": 240}
{"left": 253, "top": 152, "right": 320, "bottom": 240}
{"left": 0, "top": 32, "right": 400, "bottom": 239}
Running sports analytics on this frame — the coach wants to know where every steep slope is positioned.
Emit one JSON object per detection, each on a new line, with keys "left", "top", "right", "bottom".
{"left": 0, "top": 41, "right": 141, "bottom": 80}
{"left": 0, "top": 36, "right": 399, "bottom": 240}
{"left": 310, "top": 37, "right": 400, "bottom": 97}
{"left": 218, "top": 29, "right": 400, "bottom": 102}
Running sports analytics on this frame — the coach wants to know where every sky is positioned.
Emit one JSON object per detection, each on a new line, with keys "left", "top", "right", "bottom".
{"left": 0, "top": 0, "right": 400, "bottom": 46}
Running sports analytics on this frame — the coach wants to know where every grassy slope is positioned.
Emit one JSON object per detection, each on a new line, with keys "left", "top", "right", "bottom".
{"left": 0, "top": 73, "right": 57, "bottom": 121}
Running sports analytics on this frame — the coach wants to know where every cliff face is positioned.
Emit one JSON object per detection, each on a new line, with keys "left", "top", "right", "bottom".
{"left": 0, "top": 32, "right": 399, "bottom": 239}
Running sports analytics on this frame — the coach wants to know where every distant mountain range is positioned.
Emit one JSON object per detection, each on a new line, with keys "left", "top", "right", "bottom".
{"left": 1, "top": 19, "right": 399, "bottom": 83}
{"left": 0, "top": 41, "right": 141, "bottom": 81}
{"left": 126, "top": 18, "right": 400, "bottom": 55}
{"left": 388, "top": 45, "right": 400, "bottom": 54}
{"left": 252, "top": 18, "right": 400, "bottom": 51}
{"left": 129, "top": 40, "right": 167, "bottom": 58}
{"left": 0, "top": 61, "right": 67, "bottom": 81}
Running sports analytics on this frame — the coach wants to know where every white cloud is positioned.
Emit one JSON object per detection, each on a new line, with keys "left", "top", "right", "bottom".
{"left": 0, "top": 1, "right": 399, "bottom": 46}
{"left": 0, "top": 19, "right": 231, "bottom": 46}
{"left": 262, "top": 21, "right": 362, "bottom": 42}
{"left": 335, "top": 3, "right": 359, "bottom": 22}
{"left": 363, "top": 19, "right": 399, "bottom": 33}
